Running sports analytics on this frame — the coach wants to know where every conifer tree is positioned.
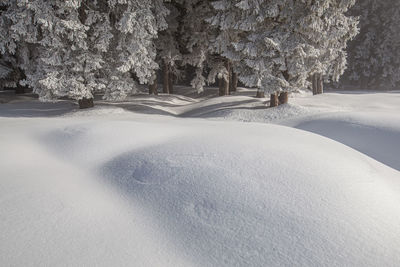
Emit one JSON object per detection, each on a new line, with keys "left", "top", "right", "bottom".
{"left": 0, "top": 0, "right": 169, "bottom": 108}
{"left": 209, "top": 0, "right": 358, "bottom": 104}
{"left": 155, "top": 1, "right": 181, "bottom": 95}
{"left": 181, "top": 0, "right": 229, "bottom": 95}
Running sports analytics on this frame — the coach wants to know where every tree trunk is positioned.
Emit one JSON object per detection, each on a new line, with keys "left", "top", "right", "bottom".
{"left": 218, "top": 77, "right": 225, "bottom": 96}
{"left": 163, "top": 62, "right": 170, "bottom": 94}
{"left": 278, "top": 92, "right": 289, "bottom": 105}
{"left": 78, "top": 97, "right": 94, "bottom": 109}
{"left": 313, "top": 73, "right": 323, "bottom": 95}
{"left": 256, "top": 90, "right": 265, "bottom": 98}
{"left": 149, "top": 73, "right": 158, "bottom": 95}
{"left": 223, "top": 61, "right": 230, "bottom": 96}
{"left": 169, "top": 72, "right": 174, "bottom": 94}
{"left": 230, "top": 72, "right": 238, "bottom": 93}
{"left": 317, "top": 74, "right": 324, "bottom": 94}
{"left": 219, "top": 60, "right": 230, "bottom": 96}
{"left": 312, "top": 73, "right": 318, "bottom": 95}
{"left": 270, "top": 93, "right": 279, "bottom": 107}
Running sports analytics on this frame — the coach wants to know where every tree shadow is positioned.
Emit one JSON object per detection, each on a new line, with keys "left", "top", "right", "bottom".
{"left": 179, "top": 99, "right": 266, "bottom": 117}
{"left": 0, "top": 100, "right": 76, "bottom": 117}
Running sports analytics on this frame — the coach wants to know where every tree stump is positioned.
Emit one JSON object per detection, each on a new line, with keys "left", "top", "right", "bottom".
{"left": 270, "top": 93, "right": 279, "bottom": 107}
{"left": 78, "top": 97, "right": 94, "bottom": 109}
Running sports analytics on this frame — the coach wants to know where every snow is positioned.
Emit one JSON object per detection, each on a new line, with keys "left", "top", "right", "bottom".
{"left": 1, "top": 89, "right": 400, "bottom": 266}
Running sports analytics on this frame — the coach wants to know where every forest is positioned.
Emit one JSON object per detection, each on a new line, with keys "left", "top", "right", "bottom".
{"left": 1, "top": 0, "right": 398, "bottom": 108}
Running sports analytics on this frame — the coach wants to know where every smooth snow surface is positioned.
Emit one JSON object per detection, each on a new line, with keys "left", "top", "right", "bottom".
{"left": 1, "top": 90, "right": 400, "bottom": 266}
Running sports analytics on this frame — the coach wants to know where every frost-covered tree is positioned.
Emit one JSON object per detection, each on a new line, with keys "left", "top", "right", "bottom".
{"left": 209, "top": 0, "right": 358, "bottom": 105}
{"left": 0, "top": 0, "right": 168, "bottom": 108}
{"left": 298, "top": 0, "right": 359, "bottom": 95}
{"left": 344, "top": 0, "right": 400, "bottom": 89}
{"left": 0, "top": 1, "right": 34, "bottom": 94}
{"left": 105, "top": 0, "right": 167, "bottom": 100}
{"left": 181, "top": 0, "right": 231, "bottom": 95}
{"left": 180, "top": 0, "right": 212, "bottom": 94}
{"left": 154, "top": 1, "right": 181, "bottom": 95}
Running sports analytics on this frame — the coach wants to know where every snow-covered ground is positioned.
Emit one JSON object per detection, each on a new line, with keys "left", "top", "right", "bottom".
{"left": 1, "top": 88, "right": 400, "bottom": 266}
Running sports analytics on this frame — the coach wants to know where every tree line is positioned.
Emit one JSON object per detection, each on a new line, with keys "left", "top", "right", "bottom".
{"left": 0, "top": 1, "right": 396, "bottom": 109}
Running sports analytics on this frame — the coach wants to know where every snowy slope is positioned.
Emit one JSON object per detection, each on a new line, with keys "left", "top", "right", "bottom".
{"left": 1, "top": 94, "right": 400, "bottom": 266}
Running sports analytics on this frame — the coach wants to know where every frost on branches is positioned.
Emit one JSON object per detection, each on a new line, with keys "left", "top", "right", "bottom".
{"left": 180, "top": 0, "right": 213, "bottom": 94}
{"left": 179, "top": 0, "right": 233, "bottom": 95}
{"left": 154, "top": 1, "right": 180, "bottom": 94}
{"left": 0, "top": 0, "right": 168, "bottom": 107}
{"left": 209, "top": 0, "right": 358, "bottom": 96}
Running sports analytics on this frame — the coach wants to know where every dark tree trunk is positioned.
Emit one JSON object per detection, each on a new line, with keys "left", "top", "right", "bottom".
{"left": 218, "top": 77, "right": 224, "bottom": 96}
{"left": 169, "top": 72, "right": 174, "bottom": 94}
{"left": 230, "top": 72, "right": 238, "bottom": 93}
{"left": 149, "top": 74, "right": 158, "bottom": 95}
{"left": 278, "top": 92, "right": 289, "bottom": 105}
{"left": 256, "top": 90, "right": 265, "bottom": 98}
{"left": 312, "top": 73, "right": 318, "bottom": 95}
{"left": 270, "top": 93, "right": 279, "bottom": 107}
{"left": 78, "top": 97, "right": 94, "bottom": 109}
{"left": 163, "top": 62, "right": 170, "bottom": 94}
{"left": 313, "top": 73, "right": 323, "bottom": 95}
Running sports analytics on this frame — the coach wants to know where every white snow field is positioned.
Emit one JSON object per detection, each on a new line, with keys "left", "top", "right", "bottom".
{"left": 1, "top": 89, "right": 400, "bottom": 266}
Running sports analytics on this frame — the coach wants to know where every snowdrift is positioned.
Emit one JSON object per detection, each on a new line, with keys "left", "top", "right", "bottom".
{"left": 294, "top": 112, "right": 400, "bottom": 171}
{"left": 1, "top": 114, "right": 400, "bottom": 266}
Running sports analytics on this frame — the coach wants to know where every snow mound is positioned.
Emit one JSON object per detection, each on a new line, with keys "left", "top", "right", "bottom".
{"left": 1, "top": 117, "right": 400, "bottom": 266}
{"left": 293, "top": 112, "right": 400, "bottom": 171}
{"left": 196, "top": 103, "right": 318, "bottom": 123}
{"left": 63, "top": 105, "right": 127, "bottom": 117}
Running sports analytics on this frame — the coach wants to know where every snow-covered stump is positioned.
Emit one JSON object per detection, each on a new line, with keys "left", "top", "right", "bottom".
{"left": 270, "top": 93, "right": 279, "bottom": 107}
{"left": 278, "top": 92, "right": 289, "bottom": 105}
{"left": 78, "top": 98, "right": 94, "bottom": 109}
